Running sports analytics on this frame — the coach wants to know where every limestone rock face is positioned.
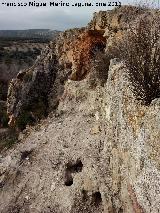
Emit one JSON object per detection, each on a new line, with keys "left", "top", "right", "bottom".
{"left": 0, "top": 59, "right": 160, "bottom": 212}
{"left": 7, "top": 45, "right": 58, "bottom": 128}
{"left": 7, "top": 28, "right": 107, "bottom": 127}
{"left": 88, "top": 6, "right": 157, "bottom": 49}
{"left": 56, "top": 28, "right": 106, "bottom": 81}
{"left": 1, "top": 6, "right": 160, "bottom": 212}
{"left": 6, "top": 6, "right": 156, "bottom": 128}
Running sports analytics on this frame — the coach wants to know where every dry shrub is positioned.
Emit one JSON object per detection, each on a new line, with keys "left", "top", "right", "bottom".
{"left": 115, "top": 14, "right": 160, "bottom": 104}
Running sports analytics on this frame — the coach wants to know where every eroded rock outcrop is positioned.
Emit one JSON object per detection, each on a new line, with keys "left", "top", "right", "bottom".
{"left": 0, "top": 59, "right": 160, "bottom": 212}
{"left": 56, "top": 28, "right": 106, "bottom": 81}
{"left": 7, "top": 44, "right": 58, "bottom": 129}
{"left": 1, "top": 5, "right": 159, "bottom": 213}
{"left": 7, "top": 5, "right": 159, "bottom": 129}
{"left": 7, "top": 27, "right": 107, "bottom": 128}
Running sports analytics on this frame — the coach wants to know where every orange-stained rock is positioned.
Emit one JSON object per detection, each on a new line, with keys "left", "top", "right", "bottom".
{"left": 56, "top": 29, "right": 106, "bottom": 81}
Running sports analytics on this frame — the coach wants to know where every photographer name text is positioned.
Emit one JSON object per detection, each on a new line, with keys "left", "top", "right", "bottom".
{"left": 1, "top": 1, "right": 122, "bottom": 7}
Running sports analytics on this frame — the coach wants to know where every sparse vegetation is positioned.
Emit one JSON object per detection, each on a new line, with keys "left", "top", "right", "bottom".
{"left": 23, "top": 71, "right": 33, "bottom": 82}
{"left": 0, "top": 48, "right": 41, "bottom": 67}
{"left": 16, "top": 111, "right": 35, "bottom": 130}
{"left": 0, "top": 128, "right": 18, "bottom": 152}
{"left": 0, "top": 112, "right": 9, "bottom": 128}
{"left": 30, "top": 98, "right": 48, "bottom": 119}
{"left": 0, "top": 37, "right": 46, "bottom": 72}
{"left": 114, "top": 14, "right": 160, "bottom": 104}
{"left": 16, "top": 98, "right": 48, "bottom": 130}
{"left": 0, "top": 136, "right": 17, "bottom": 151}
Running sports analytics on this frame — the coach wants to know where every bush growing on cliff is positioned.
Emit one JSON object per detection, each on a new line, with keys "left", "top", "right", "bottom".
{"left": 116, "top": 15, "right": 160, "bottom": 104}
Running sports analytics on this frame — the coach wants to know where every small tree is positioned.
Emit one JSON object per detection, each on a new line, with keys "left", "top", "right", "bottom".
{"left": 118, "top": 14, "right": 160, "bottom": 104}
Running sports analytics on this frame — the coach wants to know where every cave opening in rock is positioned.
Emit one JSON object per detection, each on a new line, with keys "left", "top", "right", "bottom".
{"left": 91, "top": 42, "right": 106, "bottom": 57}
{"left": 69, "top": 29, "right": 106, "bottom": 81}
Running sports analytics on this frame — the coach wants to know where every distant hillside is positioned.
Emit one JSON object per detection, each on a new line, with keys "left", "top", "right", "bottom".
{"left": 0, "top": 29, "right": 60, "bottom": 39}
{"left": 0, "top": 30, "right": 60, "bottom": 131}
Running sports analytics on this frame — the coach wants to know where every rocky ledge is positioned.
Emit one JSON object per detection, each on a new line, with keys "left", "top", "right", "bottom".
{"left": 0, "top": 5, "right": 159, "bottom": 213}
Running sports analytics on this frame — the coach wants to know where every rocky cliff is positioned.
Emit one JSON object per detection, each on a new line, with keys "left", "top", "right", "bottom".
{"left": 0, "top": 5, "right": 160, "bottom": 213}
{"left": 0, "top": 38, "right": 52, "bottom": 132}
{"left": 6, "top": 5, "right": 157, "bottom": 129}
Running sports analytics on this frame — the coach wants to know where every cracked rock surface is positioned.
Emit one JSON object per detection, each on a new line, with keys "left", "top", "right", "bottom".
{"left": 0, "top": 60, "right": 160, "bottom": 212}
{"left": 0, "top": 6, "right": 160, "bottom": 213}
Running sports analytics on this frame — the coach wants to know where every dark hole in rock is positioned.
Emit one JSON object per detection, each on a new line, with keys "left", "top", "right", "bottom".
{"left": 0, "top": 180, "right": 5, "bottom": 188}
{"left": 92, "top": 192, "right": 102, "bottom": 206}
{"left": 118, "top": 207, "right": 123, "bottom": 213}
{"left": 66, "top": 160, "right": 83, "bottom": 173}
{"left": 64, "top": 168, "right": 73, "bottom": 186}
{"left": 65, "top": 62, "right": 72, "bottom": 69}
{"left": 91, "top": 42, "right": 106, "bottom": 56}
{"left": 64, "top": 177, "right": 73, "bottom": 186}
{"left": 20, "top": 150, "right": 32, "bottom": 161}
{"left": 64, "top": 160, "right": 83, "bottom": 186}
{"left": 82, "top": 189, "right": 88, "bottom": 201}
{"left": 113, "top": 27, "right": 118, "bottom": 33}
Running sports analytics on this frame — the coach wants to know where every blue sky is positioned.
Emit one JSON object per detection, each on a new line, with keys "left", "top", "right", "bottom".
{"left": 0, "top": 0, "right": 159, "bottom": 30}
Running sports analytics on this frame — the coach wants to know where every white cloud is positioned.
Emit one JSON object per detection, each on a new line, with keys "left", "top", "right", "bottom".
{"left": 0, "top": 0, "right": 147, "bottom": 30}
